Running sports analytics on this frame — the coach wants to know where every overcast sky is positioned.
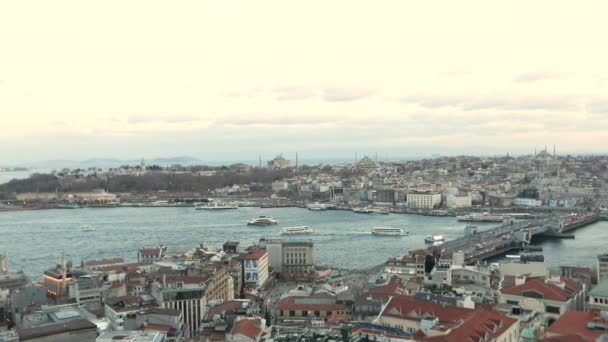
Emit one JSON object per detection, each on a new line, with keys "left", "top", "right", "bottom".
{"left": 1, "top": 1, "right": 608, "bottom": 164}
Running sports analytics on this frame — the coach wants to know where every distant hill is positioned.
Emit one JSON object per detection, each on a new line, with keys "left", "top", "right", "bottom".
{"left": 22, "top": 156, "right": 203, "bottom": 170}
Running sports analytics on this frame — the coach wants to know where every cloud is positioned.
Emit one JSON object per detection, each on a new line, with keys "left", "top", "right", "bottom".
{"left": 127, "top": 115, "right": 201, "bottom": 124}
{"left": 399, "top": 93, "right": 580, "bottom": 112}
{"left": 322, "top": 87, "right": 375, "bottom": 102}
{"left": 513, "top": 71, "right": 561, "bottom": 83}
{"left": 272, "top": 86, "right": 316, "bottom": 101}
{"left": 220, "top": 114, "right": 337, "bottom": 128}
{"left": 587, "top": 101, "right": 608, "bottom": 114}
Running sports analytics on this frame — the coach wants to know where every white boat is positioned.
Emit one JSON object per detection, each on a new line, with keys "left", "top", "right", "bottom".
{"left": 81, "top": 225, "right": 96, "bottom": 232}
{"left": 352, "top": 207, "right": 373, "bottom": 214}
{"left": 370, "top": 207, "right": 390, "bottom": 215}
{"left": 307, "top": 203, "right": 327, "bottom": 211}
{"left": 372, "top": 227, "right": 404, "bottom": 236}
{"left": 281, "top": 226, "right": 314, "bottom": 235}
{"left": 424, "top": 234, "right": 445, "bottom": 243}
{"left": 195, "top": 201, "right": 238, "bottom": 210}
{"left": 248, "top": 216, "right": 279, "bottom": 226}
{"left": 457, "top": 213, "right": 504, "bottom": 222}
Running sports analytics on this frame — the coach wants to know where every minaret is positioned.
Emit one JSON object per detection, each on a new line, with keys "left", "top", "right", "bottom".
{"left": 553, "top": 144, "right": 556, "bottom": 157}
{"left": 61, "top": 252, "right": 67, "bottom": 293}
{"left": 258, "top": 154, "right": 262, "bottom": 168}
{"left": 295, "top": 152, "right": 298, "bottom": 168}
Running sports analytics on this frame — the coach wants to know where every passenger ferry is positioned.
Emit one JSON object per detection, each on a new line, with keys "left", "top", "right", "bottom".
{"left": 306, "top": 203, "right": 328, "bottom": 211}
{"left": 247, "top": 216, "right": 279, "bottom": 226}
{"left": 457, "top": 213, "right": 504, "bottom": 222}
{"left": 370, "top": 207, "right": 391, "bottom": 215}
{"left": 281, "top": 226, "right": 314, "bottom": 235}
{"left": 352, "top": 207, "right": 373, "bottom": 214}
{"left": 372, "top": 227, "right": 404, "bottom": 236}
{"left": 195, "top": 201, "right": 238, "bottom": 210}
{"left": 424, "top": 234, "right": 445, "bottom": 243}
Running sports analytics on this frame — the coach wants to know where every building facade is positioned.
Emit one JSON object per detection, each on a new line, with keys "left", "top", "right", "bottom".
{"left": 406, "top": 192, "right": 442, "bottom": 209}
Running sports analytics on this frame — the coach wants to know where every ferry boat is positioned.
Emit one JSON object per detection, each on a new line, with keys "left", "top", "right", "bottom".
{"left": 352, "top": 207, "right": 373, "bottom": 214}
{"left": 306, "top": 203, "right": 328, "bottom": 211}
{"left": 372, "top": 227, "right": 404, "bottom": 236}
{"left": 370, "top": 207, "right": 391, "bottom": 215}
{"left": 456, "top": 213, "right": 505, "bottom": 222}
{"left": 247, "top": 216, "right": 279, "bottom": 226}
{"left": 424, "top": 234, "right": 445, "bottom": 243}
{"left": 195, "top": 201, "right": 238, "bottom": 210}
{"left": 281, "top": 226, "right": 314, "bottom": 235}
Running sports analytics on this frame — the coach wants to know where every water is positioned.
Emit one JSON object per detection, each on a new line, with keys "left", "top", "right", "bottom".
{"left": 0, "top": 207, "right": 605, "bottom": 278}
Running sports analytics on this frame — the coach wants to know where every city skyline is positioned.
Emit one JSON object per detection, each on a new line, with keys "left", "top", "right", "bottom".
{"left": 2, "top": 1, "right": 608, "bottom": 163}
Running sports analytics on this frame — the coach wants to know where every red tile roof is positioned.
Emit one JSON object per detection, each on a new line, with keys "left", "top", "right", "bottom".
{"left": 501, "top": 277, "right": 581, "bottom": 302}
{"left": 278, "top": 296, "right": 346, "bottom": 312}
{"left": 541, "top": 335, "right": 589, "bottom": 342}
{"left": 244, "top": 249, "right": 268, "bottom": 260}
{"left": 362, "top": 276, "right": 405, "bottom": 297}
{"left": 380, "top": 295, "right": 474, "bottom": 324}
{"left": 230, "top": 319, "right": 262, "bottom": 338}
{"left": 546, "top": 311, "right": 605, "bottom": 342}
{"left": 209, "top": 300, "right": 246, "bottom": 316}
{"left": 424, "top": 309, "right": 517, "bottom": 342}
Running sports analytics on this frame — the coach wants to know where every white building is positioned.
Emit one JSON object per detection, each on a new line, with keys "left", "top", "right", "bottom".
{"left": 243, "top": 249, "right": 269, "bottom": 292}
{"left": 445, "top": 193, "right": 472, "bottom": 209}
{"left": 407, "top": 192, "right": 442, "bottom": 209}
{"left": 513, "top": 197, "right": 542, "bottom": 207}
{"left": 271, "top": 181, "right": 289, "bottom": 193}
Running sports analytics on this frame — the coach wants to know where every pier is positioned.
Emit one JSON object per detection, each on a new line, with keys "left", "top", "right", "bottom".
{"left": 429, "top": 212, "right": 606, "bottom": 265}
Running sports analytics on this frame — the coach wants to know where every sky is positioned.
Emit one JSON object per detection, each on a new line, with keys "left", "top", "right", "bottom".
{"left": 1, "top": 1, "right": 608, "bottom": 165}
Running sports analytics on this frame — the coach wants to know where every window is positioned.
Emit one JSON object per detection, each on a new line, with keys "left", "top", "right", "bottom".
{"left": 289, "top": 311, "right": 295, "bottom": 317}
{"left": 506, "top": 300, "right": 519, "bottom": 306}
{"left": 546, "top": 305, "right": 560, "bottom": 314}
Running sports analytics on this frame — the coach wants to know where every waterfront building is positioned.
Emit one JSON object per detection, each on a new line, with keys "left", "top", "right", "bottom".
{"left": 138, "top": 247, "right": 166, "bottom": 264}
{"left": 499, "top": 276, "right": 585, "bottom": 326}
{"left": 406, "top": 191, "right": 441, "bottom": 209}
{"left": 282, "top": 239, "right": 315, "bottom": 280}
{"left": 243, "top": 249, "right": 269, "bottom": 293}
{"left": 445, "top": 193, "right": 472, "bottom": 209}
{"left": 81, "top": 257, "right": 125, "bottom": 271}
{"left": 597, "top": 253, "right": 608, "bottom": 282}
